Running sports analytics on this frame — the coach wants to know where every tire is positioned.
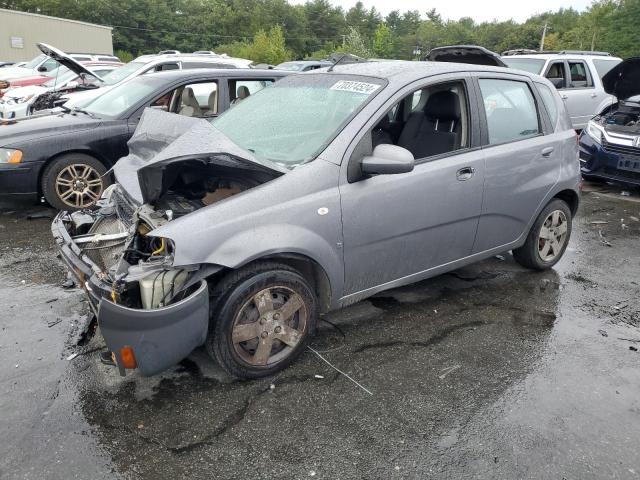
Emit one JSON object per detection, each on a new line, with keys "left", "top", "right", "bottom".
{"left": 41, "top": 153, "right": 111, "bottom": 211}
{"left": 206, "top": 262, "right": 318, "bottom": 379}
{"left": 513, "top": 199, "right": 572, "bottom": 271}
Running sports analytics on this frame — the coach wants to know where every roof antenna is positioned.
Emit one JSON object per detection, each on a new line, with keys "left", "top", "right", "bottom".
{"left": 328, "top": 53, "right": 348, "bottom": 72}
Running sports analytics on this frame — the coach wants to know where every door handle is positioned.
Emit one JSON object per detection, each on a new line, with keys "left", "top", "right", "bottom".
{"left": 541, "top": 147, "right": 555, "bottom": 157}
{"left": 590, "top": 92, "right": 597, "bottom": 98}
{"left": 456, "top": 166, "right": 475, "bottom": 181}
{"left": 561, "top": 94, "right": 568, "bottom": 100}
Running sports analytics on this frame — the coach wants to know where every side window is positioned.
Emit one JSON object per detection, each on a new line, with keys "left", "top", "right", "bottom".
{"left": 182, "top": 61, "right": 236, "bottom": 69}
{"left": 535, "top": 82, "right": 559, "bottom": 127}
{"left": 40, "top": 58, "right": 58, "bottom": 72}
{"left": 545, "top": 61, "right": 566, "bottom": 89}
{"left": 155, "top": 62, "right": 179, "bottom": 72}
{"left": 592, "top": 59, "right": 621, "bottom": 79}
{"left": 568, "top": 61, "right": 592, "bottom": 88}
{"left": 229, "top": 79, "right": 274, "bottom": 106}
{"left": 371, "top": 80, "right": 469, "bottom": 160}
{"left": 479, "top": 78, "right": 541, "bottom": 145}
{"left": 149, "top": 81, "right": 219, "bottom": 117}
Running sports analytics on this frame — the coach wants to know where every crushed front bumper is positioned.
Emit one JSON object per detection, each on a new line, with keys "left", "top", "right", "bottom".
{"left": 52, "top": 212, "right": 210, "bottom": 376}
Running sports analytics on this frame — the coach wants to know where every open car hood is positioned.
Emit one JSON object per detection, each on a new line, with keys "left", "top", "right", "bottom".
{"left": 602, "top": 57, "right": 640, "bottom": 100}
{"left": 37, "top": 43, "right": 104, "bottom": 83}
{"left": 425, "top": 45, "right": 507, "bottom": 67}
{"left": 114, "top": 108, "right": 287, "bottom": 205}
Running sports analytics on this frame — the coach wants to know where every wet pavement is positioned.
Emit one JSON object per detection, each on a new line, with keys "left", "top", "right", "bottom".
{"left": 1, "top": 183, "right": 639, "bottom": 479}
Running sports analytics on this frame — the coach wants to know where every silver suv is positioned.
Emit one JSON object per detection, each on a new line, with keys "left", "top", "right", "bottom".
{"left": 502, "top": 51, "right": 622, "bottom": 130}
{"left": 53, "top": 61, "right": 580, "bottom": 379}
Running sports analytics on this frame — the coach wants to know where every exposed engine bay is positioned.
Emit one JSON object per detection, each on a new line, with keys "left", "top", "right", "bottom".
{"left": 59, "top": 162, "right": 275, "bottom": 311}
{"left": 597, "top": 100, "right": 640, "bottom": 135}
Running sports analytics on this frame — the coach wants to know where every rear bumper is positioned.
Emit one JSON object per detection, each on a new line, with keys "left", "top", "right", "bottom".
{"left": 579, "top": 132, "right": 640, "bottom": 187}
{"left": 52, "top": 211, "right": 210, "bottom": 376}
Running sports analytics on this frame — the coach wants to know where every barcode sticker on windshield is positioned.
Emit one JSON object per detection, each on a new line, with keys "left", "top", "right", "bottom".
{"left": 330, "top": 80, "right": 380, "bottom": 95}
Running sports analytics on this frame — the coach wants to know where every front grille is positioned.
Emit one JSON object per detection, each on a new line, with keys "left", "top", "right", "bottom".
{"left": 82, "top": 216, "right": 128, "bottom": 271}
{"left": 602, "top": 139, "right": 640, "bottom": 157}
{"left": 111, "top": 186, "right": 135, "bottom": 227}
{"left": 604, "top": 167, "right": 640, "bottom": 181}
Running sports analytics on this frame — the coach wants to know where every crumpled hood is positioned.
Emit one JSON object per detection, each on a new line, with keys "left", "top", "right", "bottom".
{"left": 114, "top": 108, "right": 287, "bottom": 204}
{"left": 602, "top": 57, "right": 640, "bottom": 100}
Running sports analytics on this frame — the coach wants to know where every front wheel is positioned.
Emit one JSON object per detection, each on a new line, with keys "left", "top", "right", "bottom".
{"left": 513, "top": 199, "right": 572, "bottom": 270}
{"left": 206, "top": 262, "right": 318, "bottom": 379}
{"left": 41, "top": 154, "right": 110, "bottom": 210}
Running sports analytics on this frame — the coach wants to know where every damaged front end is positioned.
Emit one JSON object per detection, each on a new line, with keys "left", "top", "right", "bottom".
{"left": 52, "top": 108, "right": 284, "bottom": 376}
{"left": 52, "top": 186, "right": 214, "bottom": 376}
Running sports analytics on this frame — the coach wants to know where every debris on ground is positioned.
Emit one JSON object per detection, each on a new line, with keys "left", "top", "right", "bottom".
{"left": 630, "top": 346, "right": 638, "bottom": 352}
{"left": 314, "top": 374, "right": 324, "bottom": 379}
{"left": 620, "top": 191, "right": 631, "bottom": 196}
{"left": 598, "top": 329, "right": 608, "bottom": 337}
{"left": 630, "top": 216, "right": 639, "bottom": 222}
{"left": 308, "top": 346, "right": 373, "bottom": 396}
{"left": 439, "top": 365, "right": 461, "bottom": 379}
{"left": 47, "top": 319, "right": 62, "bottom": 328}
{"left": 26, "top": 212, "right": 55, "bottom": 220}
{"left": 66, "top": 352, "right": 80, "bottom": 361}
{"left": 598, "top": 230, "right": 612, "bottom": 247}
{"left": 495, "top": 255, "right": 505, "bottom": 261}
{"left": 590, "top": 220, "right": 609, "bottom": 225}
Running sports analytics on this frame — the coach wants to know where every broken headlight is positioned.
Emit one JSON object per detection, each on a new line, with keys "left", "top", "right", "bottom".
{"left": 586, "top": 120, "right": 604, "bottom": 145}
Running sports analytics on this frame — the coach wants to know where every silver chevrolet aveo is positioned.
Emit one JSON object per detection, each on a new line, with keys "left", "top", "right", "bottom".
{"left": 53, "top": 61, "right": 580, "bottom": 379}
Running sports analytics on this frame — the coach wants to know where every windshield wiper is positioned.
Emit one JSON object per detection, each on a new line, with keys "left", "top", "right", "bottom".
{"left": 72, "top": 107, "right": 96, "bottom": 118}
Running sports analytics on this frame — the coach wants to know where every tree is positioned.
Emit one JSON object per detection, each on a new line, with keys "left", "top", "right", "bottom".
{"left": 372, "top": 23, "right": 393, "bottom": 58}
{"left": 339, "top": 26, "right": 371, "bottom": 58}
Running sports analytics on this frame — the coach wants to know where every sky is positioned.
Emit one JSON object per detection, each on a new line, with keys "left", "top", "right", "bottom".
{"left": 290, "top": 0, "right": 594, "bottom": 23}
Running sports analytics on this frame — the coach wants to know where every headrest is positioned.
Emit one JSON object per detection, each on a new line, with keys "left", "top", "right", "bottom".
{"left": 237, "top": 86, "right": 250, "bottom": 99}
{"left": 208, "top": 89, "right": 217, "bottom": 108}
{"left": 182, "top": 87, "right": 196, "bottom": 103}
{"left": 424, "top": 90, "right": 460, "bottom": 121}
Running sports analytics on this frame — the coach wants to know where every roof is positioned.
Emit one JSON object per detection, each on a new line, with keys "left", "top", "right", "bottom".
{"left": 141, "top": 68, "right": 291, "bottom": 82}
{"left": 0, "top": 8, "right": 112, "bottom": 30}
{"left": 325, "top": 60, "right": 517, "bottom": 85}
{"left": 503, "top": 53, "right": 622, "bottom": 61}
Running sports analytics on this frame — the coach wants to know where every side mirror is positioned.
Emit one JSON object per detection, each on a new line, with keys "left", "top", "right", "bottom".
{"left": 361, "top": 144, "right": 415, "bottom": 175}
{"left": 37, "top": 65, "right": 48, "bottom": 72}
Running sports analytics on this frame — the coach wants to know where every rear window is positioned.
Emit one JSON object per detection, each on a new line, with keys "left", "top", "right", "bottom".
{"left": 535, "top": 83, "right": 559, "bottom": 127}
{"left": 479, "top": 78, "right": 541, "bottom": 145}
{"left": 501, "top": 58, "right": 546, "bottom": 74}
{"left": 592, "top": 59, "right": 622, "bottom": 79}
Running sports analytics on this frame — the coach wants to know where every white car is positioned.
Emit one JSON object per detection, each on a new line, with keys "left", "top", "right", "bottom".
{"left": 0, "top": 63, "right": 119, "bottom": 119}
{"left": 502, "top": 51, "right": 622, "bottom": 130}
{"left": 0, "top": 50, "right": 119, "bottom": 81}
{"left": 60, "top": 51, "right": 252, "bottom": 109}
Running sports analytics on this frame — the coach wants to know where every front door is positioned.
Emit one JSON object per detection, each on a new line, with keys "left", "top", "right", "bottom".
{"left": 340, "top": 78, "right": 484, "bottom": 298}
{"left": 562, "top": 59, "right": 599, "bottom": 129}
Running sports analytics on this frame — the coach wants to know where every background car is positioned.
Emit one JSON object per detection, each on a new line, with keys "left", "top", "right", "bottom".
{"left": 0, "top": 49, "right": 120, "bottom": 80}
{"left": 579, "top": 56, "right": 640, "bottom": 187}
{"left": 57, "top": 51, "right": 253, "bottom": 110}
{"left": 274, "top": 60, "right": 333, "bottom": 71}
{"left": 502, "top": 50, "right": 622, "bottom": 129}
{"left": 0, "top": 62, "right": 121, "bottom": 119}
{"left": 0, "top": 69, "right": 287, "bottom": 210}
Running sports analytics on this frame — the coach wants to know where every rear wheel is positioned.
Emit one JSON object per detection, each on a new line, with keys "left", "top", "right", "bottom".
{"left": 513, "top": 199, "right": 572, "bottom": 270}
{"left": 206, "top": 262, "right": 318, "bottom": 379}
{"left": 41, "top": 153, "right": 110, "bottom": 210}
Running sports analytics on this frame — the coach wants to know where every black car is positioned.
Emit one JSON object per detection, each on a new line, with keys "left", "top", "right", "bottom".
{"left": 0, "top": 69, "right": 287, "bottom": 209}
{"left": 579, "top": 57, "right": 640, "bottom": 187}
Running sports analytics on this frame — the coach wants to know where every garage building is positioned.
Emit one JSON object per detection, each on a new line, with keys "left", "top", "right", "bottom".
{"left": 0, "top": 8, "right": 113, "bottom": 62}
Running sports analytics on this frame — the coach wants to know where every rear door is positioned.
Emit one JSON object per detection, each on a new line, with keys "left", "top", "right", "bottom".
{"left": 561, "top": 59, "right": 598, "bottom": 129}
{"left": 473, "top": 74, "right": 562, "bottom": 253}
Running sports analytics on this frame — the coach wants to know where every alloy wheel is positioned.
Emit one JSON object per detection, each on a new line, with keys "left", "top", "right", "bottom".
{"left": 231, "top": 286, "right": 308, "bottom": 367}
{"left": 55, "top": 163, "right": 104, "bottom": 209}
{"left": 537, "top": 210, "right": 568, "bottom": 262}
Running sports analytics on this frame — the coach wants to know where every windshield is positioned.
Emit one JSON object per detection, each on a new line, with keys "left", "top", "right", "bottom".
{"left": 43, "top": 67, "right": 75, "bottom": 87}
{"left": 214, "top": 75, "right": 384, "bottom": 167}
{"left": 84, "top": 76, "right": 162, "bottom": 118}
{"left": 100, "top": 61, "right": 147, "bottom": 85}
{"left": 502, "top": 58, "right": 546, "bottom": 74}
{"left": 275, "top": 62, "right": 306, "bottom": 71}
{"left": 24, "top": 54, "right": 47, "bottom": 69}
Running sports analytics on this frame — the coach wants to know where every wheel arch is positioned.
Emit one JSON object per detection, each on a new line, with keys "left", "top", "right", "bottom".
{"left": 553, "top": 189, "right": 579, "bottom": 216}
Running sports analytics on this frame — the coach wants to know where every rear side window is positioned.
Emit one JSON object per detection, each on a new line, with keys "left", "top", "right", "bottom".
{"left": 479, "top": 78, "right": 541, "bottom": 145}
{"left": 592, "top": 59, "right": 621, "bottom": 78}
{"left": 568, "top": 61, "right": 592, "bottom": 88}
{"left": 535, "top": 83, "right": 558, "bottom": 127}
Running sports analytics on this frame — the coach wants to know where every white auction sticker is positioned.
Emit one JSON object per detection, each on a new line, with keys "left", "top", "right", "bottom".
{"left": 330, "top": 80, "right": 380, "bottom": 95}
